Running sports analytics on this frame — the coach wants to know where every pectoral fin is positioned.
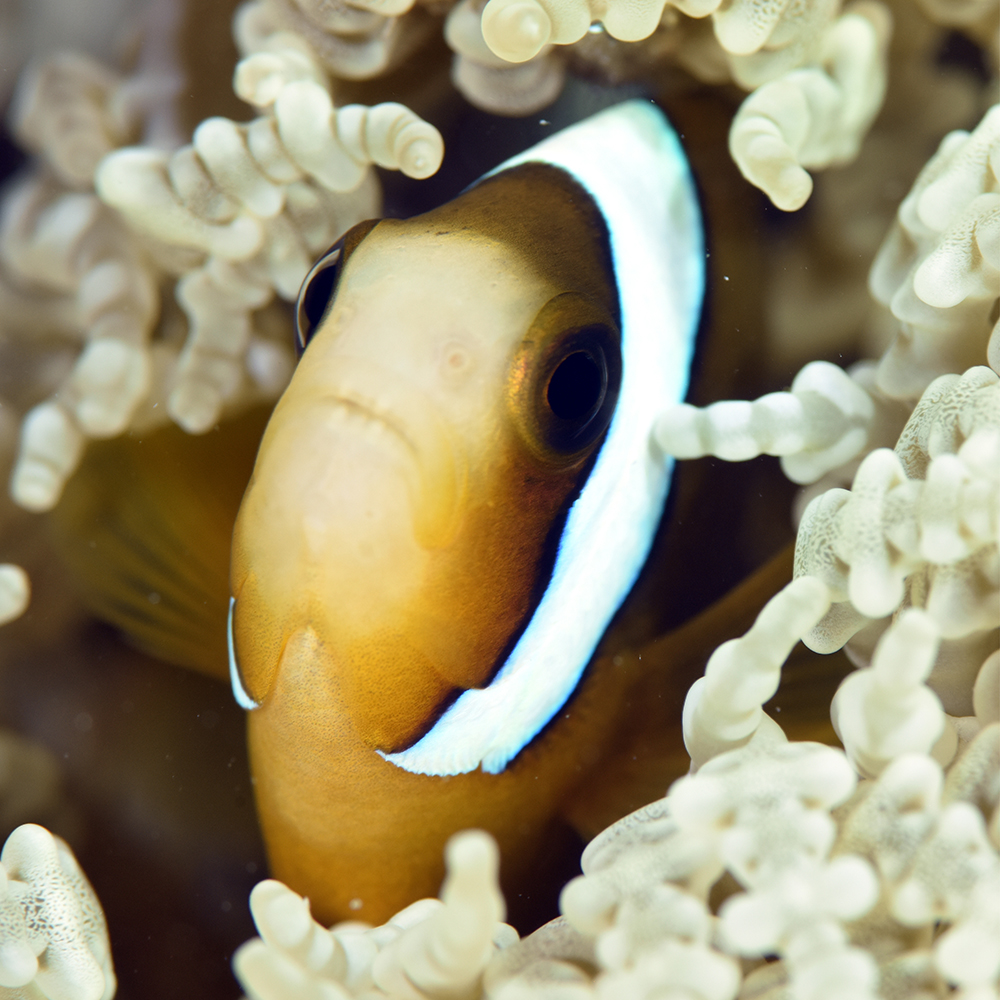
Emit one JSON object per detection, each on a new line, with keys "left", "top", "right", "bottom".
{"left": 46, "top": 407, "right": 271, "bottom": 681}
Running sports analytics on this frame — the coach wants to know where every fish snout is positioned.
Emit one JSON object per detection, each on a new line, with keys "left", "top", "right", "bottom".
{"left": 316, "top": 357, "right": 466, "bottom": 551}
{"left": 228, "top": 357, "right": 466, "bottom": 709}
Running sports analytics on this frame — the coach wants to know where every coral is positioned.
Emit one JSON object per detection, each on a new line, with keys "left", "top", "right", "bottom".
{"left": 481, "top": 744, "right": 987, "bottom": 999}
{"left": 830, "top": 607, "right": 955, "bottom": 776}
{"left": 479, "top": 0, "right": 676, "bottom": 62}
{"left": 237, "top": 0, "right": 431, "bottom": 84}
{"left": 0, "top": 824, "right": 114, "bottom": 1000}
{"left": 8, "top": 52, "right": 136, "bottom": 191}
{"left": 472, "top": 0, "right": 893, "bottom": 206}
{"left": 0, "top": 70, "right": 278, "bottom": 512}
{"left": 470, "top": 604, "right": 996, "bottom": 1000}
{"left": 621, "top": 97, "right": 997, "bottom": 1000}
{"left": 759, "top": 7, "right": 989, "bottom": 373}
{"left": 658, "top": 104, "right": 999, "bottom": 773}
{"left": 444, "top": 0, "right": 565, "bottom": 115}
{"left": 476, "top": 0, "right": 840, "bottom": 68}
{"left": 681, "top": 575, "right": 831, "bottom": 768}
{"left": 836, "top": 736, "right": 1000, "bottom": 992}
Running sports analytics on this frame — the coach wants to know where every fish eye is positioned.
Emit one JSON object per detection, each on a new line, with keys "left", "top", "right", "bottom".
{"left": 509, "top": 293, "right": 622, "bottom": 463}
{"left": 296, "top": 247, "right": 341, "bottom": 351}
{"left": 295, "top": 218, "right": 380, "bottom": 356}
{"left": 547, "top": 350, "right": 604, "bottom": 421}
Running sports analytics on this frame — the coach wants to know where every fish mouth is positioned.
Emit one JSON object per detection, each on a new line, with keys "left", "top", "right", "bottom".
{"left": 327, "top": 395, "right": 420, "bottom": 458}
{"left": 317, "top": 359, "right": 465, "bottom": 550}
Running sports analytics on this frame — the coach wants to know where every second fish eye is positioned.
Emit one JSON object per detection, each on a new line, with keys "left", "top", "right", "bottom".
{"left": 294, "top": 218, "right": 381, "bottom": 356}
{"left": 296, "top": 245, "right": 342, "bottom": 355}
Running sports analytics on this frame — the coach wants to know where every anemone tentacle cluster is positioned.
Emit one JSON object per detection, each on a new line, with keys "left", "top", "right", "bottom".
{"left": 485, "top": 726, "right": 999, "bottom": 1000}
{"left": 0, "top": 564, "right": 29, "bottom": 627}
{"left": 796, "top": 365, "right": 999, "bottom": 657}
{"left": 233, "top": 830, "right": 515, "bottom": 999}
{"left": 870, "top": 104, "right": 1000, "bottom": 395}
{"left": 235, "top": 0, "right": 431, "bottom": 87}
{"left": 656, "top": 100, "right": 1000, "bottom": 773}
{"left": 0, "top": 823, "right": 115, "bottom": 1000}
{"left": 471, "top": 0, "right": 900, "bottom": 209}
{"left": 0, "top": 23, "right": 443, "bottom": 519}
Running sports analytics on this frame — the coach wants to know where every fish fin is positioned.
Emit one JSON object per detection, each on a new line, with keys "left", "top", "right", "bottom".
{"left": 563, "top": 543, "right": 851, "bottom": 839}
{"left": 46, "top": 407, "right": 271, "bottom": 681}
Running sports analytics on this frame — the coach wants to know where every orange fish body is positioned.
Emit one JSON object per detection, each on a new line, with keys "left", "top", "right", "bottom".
{"left": 229, "top": 102, "right": 706, "bottom": 925}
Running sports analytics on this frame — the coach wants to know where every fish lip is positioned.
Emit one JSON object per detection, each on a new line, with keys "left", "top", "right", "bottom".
{"left": 313, "top": 361, "right": 465, "bottom": 550}
{"left": 321, "top": 391, "right": 421, "bottom": 458}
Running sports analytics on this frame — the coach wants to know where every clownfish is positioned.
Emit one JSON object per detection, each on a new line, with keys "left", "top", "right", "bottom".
{"left": 226, "top": 101, "right": 708, "bottom": 925}
{"left": 41, "top": 97, "right": 850, "bottom": 933}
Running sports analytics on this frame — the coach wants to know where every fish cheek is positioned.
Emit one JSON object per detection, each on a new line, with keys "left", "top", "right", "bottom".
{"left": 333, "top": 628, "right": 459, "bottom": 751}
{"left": 311, "top": 451, "right": 576, "bottom": 748}
{"left": 329, "top": 436, "right": 595, "bottom": 742}
{"left": 399, "top": 438, "right": 595, "bottom": 692}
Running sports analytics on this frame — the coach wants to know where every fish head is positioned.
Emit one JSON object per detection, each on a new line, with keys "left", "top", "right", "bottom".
{"left": 230, "top": 165, "right": 622, "bottom": 751}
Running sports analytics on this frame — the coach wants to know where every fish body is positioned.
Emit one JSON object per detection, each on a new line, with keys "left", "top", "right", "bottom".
{"left": 228, "top": 101, "right": 704, "bottom": 924}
